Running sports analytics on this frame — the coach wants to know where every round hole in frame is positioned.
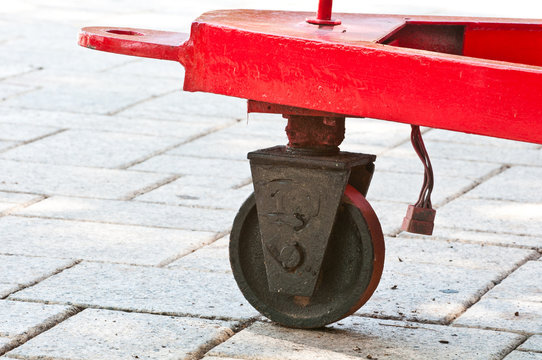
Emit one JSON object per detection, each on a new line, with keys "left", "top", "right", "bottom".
{"left": 106, "top": 29, "right": 144, "bottom": 36}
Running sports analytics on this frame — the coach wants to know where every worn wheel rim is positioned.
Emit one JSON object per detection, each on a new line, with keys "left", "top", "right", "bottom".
{"left": 230, "top": 185, "right": 385, "bottom": 328}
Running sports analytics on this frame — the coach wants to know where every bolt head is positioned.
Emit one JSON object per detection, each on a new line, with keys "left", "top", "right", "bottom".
{"left": 279, "top": 244, "right": 302, "bottom": 270}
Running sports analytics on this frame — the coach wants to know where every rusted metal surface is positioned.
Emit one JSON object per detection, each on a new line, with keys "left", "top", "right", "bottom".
{"left": 79, "top": 12, "right": 542, "bottom": 145}
{"left": 229, "top": 184, "right": 384, "bottom": 328}
{"left": 248, "top": 146, "right": 375, "bottom": 297}
{"left": 285, "top": 116, "right": 345, "bottom": 154}
{"left": 247, "top": 100, "right": 354, "bottom": 118}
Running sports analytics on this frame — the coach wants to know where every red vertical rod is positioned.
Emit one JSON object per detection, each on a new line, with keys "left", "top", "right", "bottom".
{"left": 307, "top": 0, "right": 341, "bottom": 25}
{"left": 317, "top": 0, "right": 333, "bottom": 21}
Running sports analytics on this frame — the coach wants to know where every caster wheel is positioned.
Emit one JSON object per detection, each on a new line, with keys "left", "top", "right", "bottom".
{"left": 230, "top": 184, "right": 385, "bottom": 328}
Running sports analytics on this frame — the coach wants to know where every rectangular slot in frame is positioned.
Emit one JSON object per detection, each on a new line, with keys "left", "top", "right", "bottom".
{"left": 380, "top": 22, "right": 542, "bottom": 67}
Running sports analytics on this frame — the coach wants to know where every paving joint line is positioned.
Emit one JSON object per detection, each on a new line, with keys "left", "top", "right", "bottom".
{"left": 0, "top": 195, "right": 48, "bottom": 218}
{"left": 354, "top": 313, "right": 448, "bottom": 326}
{"left": 437, "top": 225, "right": 542, "bottom": 243}
{"left": 376, "top": 127, "right": 434, "bottom": 156}
{"left": 0, "top": 67, "right": 44, "bottom": 82}
{"left": 383, "top": 163, "right": 510, "bottom": 238}
{"left": 11, "top": 213, "right": 231, "bottom": 233}
{"left": 118, "top": 118, "right": 240, "bottom": 170}
{"left": 0, "top": 155, "right": 199, "bottom": 176}
{"left": 451, "top": 322, "right": 537, "bottom": 336}
{"left": 130, "top": 197, "right": 240, "bottom": 211}
{"left": 106, "top": 88, "right": 179, "bottom": 116}
{"left": 355, "top": 313, "right": 535, "bottom": 339}
{"left": 517, "top": 348, "right": 542, "bottom": 354}
{"left": 387, "top": 165, "right": 511, "bottom": 237}
{"left": 156, "top": 230, "right": 229, "bottom": 268}
{"left": 0, "top": 128, "right": 69, "bottom": 154}
{"left": 1, "top": 259, "right": 82, "bottom": 300}
{"left": 398, "top": 232, "right": 542, "bottom": 251}
{"left": 232, "top": 178, "right": 252, "bottom": 190}
{"left": 0, "top": 254, "right": 210, "bottom": 269}
{"left": 120, "top": 174, "right": 182, "bottom": 201}
{"left": 0, "top": 85, "right": 41, "bottom": 103}
{"left": 192, "top": 318, "right": 258, "bottom": 360}
{"left": 3, "top": 298, "right": 253, "bottom": 324}
{"left": 433, "top": 164, "right": 511, "bottom": 208}
{"left": 97, "top": 58, "right": 140, "bottom": 73}
{"left": 446, "top": 251, "right": 540, "bottom": 325}
{"left": 0, "top": 306, "right": 83, "bottom": 357}
{"left": 496, "top": 334, "right": 530, "bottom": 360}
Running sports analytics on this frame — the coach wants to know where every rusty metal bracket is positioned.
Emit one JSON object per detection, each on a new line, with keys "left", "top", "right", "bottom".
{"left": 248, "top": 146, "right": 375, "bottom": 297}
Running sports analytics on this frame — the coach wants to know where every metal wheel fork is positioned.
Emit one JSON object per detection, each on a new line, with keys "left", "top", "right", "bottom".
{"left": 229, "top": 115, "right": 385, "bottom": 328}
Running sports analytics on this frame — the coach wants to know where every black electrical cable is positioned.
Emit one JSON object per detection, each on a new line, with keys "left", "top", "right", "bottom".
{"left": 410, "top": 125, "right": 434, "bottom": 209}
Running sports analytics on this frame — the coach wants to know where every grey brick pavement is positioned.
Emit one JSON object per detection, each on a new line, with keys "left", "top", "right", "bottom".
{"left": 0, "top": 0, "right": 541, "bottom": 359}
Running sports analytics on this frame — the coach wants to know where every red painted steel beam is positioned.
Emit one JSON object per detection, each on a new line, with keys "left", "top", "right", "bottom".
{"left": 78, "top": 11, "right": 542, "bottom": 145}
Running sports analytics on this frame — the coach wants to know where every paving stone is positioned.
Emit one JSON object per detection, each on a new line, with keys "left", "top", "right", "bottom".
{"left": 0, "top": 107, "right": 234, "bottom": 139}
{"left": 215, "top": 116, "right": 287, "bottom": 139}
{"left": 0, "top": 300, "right": 75, "bottom": 355}
{"left": 118, "top": 90, "right": 247, "bottom": 121}
{"left": 0, "top": 141, "right": 16, "bottom": 152}
{"left": 0, "top": 338, "right": 10, "bottom": 350}
{"left": 369, "top": 200, "right": 406, "bottom": 236}
{"left": 93, "top": 11, "right": 194, "bottom": 34}
{"left": 0, "top": 300, "right": 70, "bottom": 337}
{"left": 131, "top": 154, "right": 250, "bottom": 179}
{"left": 135, "top": 180, "right": 253, "bottom": 210}
{"left": 355, "top": 261, "right": 500, "bottom": 323}
{"left": 375, "top": 154, "right": 502, "bottom": 179}
{"left": 4, "top": 71, "right": 180, "bottom": 115}
{"left": 454, "top": 298, "right": 542, "bottom": 334}
{"left": 0, "top": 83, "right": 36, "bottom": 100}
{"left": 504, "top": 352, "right": 542, "bottom": 360}
{"left": 0, "top": 159, "right": 171, "bottom": 199}
{"left": 476, "top": 261, "right": 542, "bottom": 303}
{"left": 169, "top": 135, "right": 280, "bottom": 160}
{"left": 0, "top": 42, "right": 129, "bottom": 74}
{"left": 520, "top": 335, "right": 542, "bottom": 352}
{"left": 168, "top": 236, "right": 230, "bottom": 273}
{"left": 386, "top": 140, "right": 542, "bottom": 166}
{"left": 5, "top": 309, "right": 235, "bottom": 360}
{"left": 207, "top": 318, "right": 523, "bottom": 360}
{"left": 368, "top": 170, "right": 475, "bottom": 205}
{"left": 0, "top": 122, "right": 59, "bottom": 142}
{"left": 17, "top": 196, "right": 236, "bottom": 232}
{"left": 0, "top": 255, "right": 76, "bottom": 297}
{"left": 0, "top": 203, "right": 17, "bottom": 213}
{"left": 343, "top": 118, "right": 411, "bottom": 148}
{"left": 436, "top": 198, "right": 542, "bottom": 237}
{"left": 0, "top": 192, "right": 39, "bottom": 214}
{"left": 104, "top": 57, "right": 185, "bottom": 80}
{"left": 385, "top": 236, "right": 537, "bottom": 272}
{"left": 467, "top": 166, "right": 542, "bottom": 203}
{"left": 424, "top": 129, "right": 540, "bottom": 149}
{"left": 167, "top": 122, "right": 288, "bottom": 161}
{"left": 0, "top": 192, "right": 38, "bottom": 204}
{"left": 0, "top": 216, "right": 217, "bottom": 266}
{"left": 419, "top": 229, "right": 542, "bottom": 250}
{"left": 1, "top": 129, "right": 182, "bottom": 168}
{"left": 9, "top": 262, "right": 259, "bottom": 320}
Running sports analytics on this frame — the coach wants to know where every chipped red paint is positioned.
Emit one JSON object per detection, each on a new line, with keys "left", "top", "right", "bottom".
{"left": 79, "top": 10, "right": 542, "bottom": 145}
